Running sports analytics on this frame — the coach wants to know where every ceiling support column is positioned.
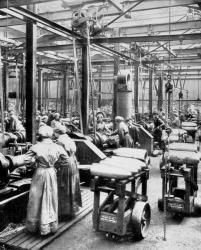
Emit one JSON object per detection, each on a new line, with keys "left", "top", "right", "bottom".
{"left": 157, "top": 76, "right": 163, "bottom": 111}
{"left": 81, "top": 43, "right": 89, "bottom": 135}
{"left": 26, "top": 18, "right": 37, "bottom": 143}
{"left": 62, "top": 73, "right": 67, "bottom": 117}
{"left": 149, "top": 69, "right": 153, "bottom": 117}
{"left": 134, "top": 64, "right": 139, "bottom": 114}
{"left": 2, "top": 63, "right": 8, "bottom": 111}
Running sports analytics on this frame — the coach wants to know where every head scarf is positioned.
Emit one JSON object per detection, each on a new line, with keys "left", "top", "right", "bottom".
{"left": 53, "top": 124, "right": 66, "bottom": 135}
{"left": 38, "top": 125, "right": 53, "bottom": 138}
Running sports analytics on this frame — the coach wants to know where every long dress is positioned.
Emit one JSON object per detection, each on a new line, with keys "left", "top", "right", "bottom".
{"left": 116, "top": 121, "right": 134, "bottom": 148}
{"left": 56, "top": 134, "right": 82, "bottom": 219}
{"left": 24, "top": 138, "right": 69, "bottom": 235}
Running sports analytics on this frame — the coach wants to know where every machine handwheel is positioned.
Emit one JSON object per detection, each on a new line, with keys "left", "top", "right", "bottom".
{"left": 131, "top": 201, "right": 151, "bottom": 239}
{"left": 0, "top": 209, "right": 9, "bottom": 232}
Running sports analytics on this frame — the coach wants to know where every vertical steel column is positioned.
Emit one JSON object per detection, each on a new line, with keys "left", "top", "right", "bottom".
{"left": 0, "top": 46, "right": 5, "bottom": 135}
{"left": 158, "top": 76, "right": 163, "bottom": 111}
{"left": 113, "top": 58, "right": 119, "bottom": 120}
{"left": 134, "top": 64, "right": 139, "bottom": 114}
{"left": 81, "top": 43, "right": 89, "bottom": 134}
{"left": 26, "top": 18, "right": 37, "bottom": 143}
{"left": 38, "top": 57, "right": 42, "bottom": 111}
{"left": 98, "top": 67, "right": 102, "bottom": 108}
{"left": 149, "top": 69, "right": 153, "bottom": 117}
{"left": 2, "top": 63, "right": 8, "bottom": 111}
{"left": 63, "top": 73, "right": 67, "bottom": 117}
{"left": 113, "top": 28, "right": 119, "bottom": 121}
{"left": 38, "top": 68, "right": 43, "bottom": 111}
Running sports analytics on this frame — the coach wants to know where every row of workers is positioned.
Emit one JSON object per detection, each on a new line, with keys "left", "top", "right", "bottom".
{"left": 24, "top": 124, "right": 82, "bottom": 235}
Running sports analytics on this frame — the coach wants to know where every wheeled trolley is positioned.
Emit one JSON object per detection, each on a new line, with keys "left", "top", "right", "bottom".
{"left": 90, "top": 160, "right": 150, "bottom": 239}
{"left": 159, "top": 147, "right": 200, "bottom": 216}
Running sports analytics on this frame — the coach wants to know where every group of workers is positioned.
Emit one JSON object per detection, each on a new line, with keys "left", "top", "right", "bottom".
{"left": 3, "top": 104, "right": 197, "bottom": 236}
{"left": 24, "top": 124, "right": 82, "bottom": 235}
{"left": 92, "top": 112, "right": 140, "bottom": 148}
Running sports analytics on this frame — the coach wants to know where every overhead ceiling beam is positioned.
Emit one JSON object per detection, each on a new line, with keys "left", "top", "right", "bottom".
{"left": 163, "top": 68, "right": 201, "bottom": 72}
{"left": 118, "top": 0, "right": 201, "bottom": 12}
{"left": 108, "top": 0, "right": 123, "bottom": 11}
{"left": 60, "top": 0, "right": 105, "bottom": 8}
{"left": 92, "top": 0, "right": 145, "bottom": 36}
{"left": 0, "top": 0, "right": 56, "bottom": 8}
{"left": 174, "top": 48, "right": 201, "bottom": 54}
{"left": 0, "top": 0, "right": 199, "bottom": 26}
{"left": 119, "top": 20, "right": 201, "bottom": 36}
{"left": 91, "top": 33, "right": 201, "bottom": 43}
{"left": 143, "top": 56, "right": 201, "bottom": 63}
{"left": 0, "top": 7, "right": 190, "bottom": 28}
{"left": 1, "top": 6, "right": 144, "bottom": 67}
{"left": 1, "top": 6, "right": 82, "bottom": 39}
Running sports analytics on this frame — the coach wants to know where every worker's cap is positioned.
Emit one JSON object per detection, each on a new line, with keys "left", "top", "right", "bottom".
{"left": 8, "top": 108, "right": 15, "bottom": 112}
{"left": 38, "top": 125, "right": 53, "bottom": 138}
{"left": 125, "top": 117, "right": 132, "bottom": 122}
{"left": 115, "top": 116, "right": 124, "bottom": 122}
{"left": 54, "top": 112, "right": 60, "bottom": 117}
{"left": 41, "top": 115, "right": 48, "bottom": 121}
{"left": 96, "top": 111, "right": 105, "bottom": 118}
{"left": 152, "top": 111, "right": 158, "bottom": 115}
{"left": 53, "top": 124, "right": 66, "bottom": 135}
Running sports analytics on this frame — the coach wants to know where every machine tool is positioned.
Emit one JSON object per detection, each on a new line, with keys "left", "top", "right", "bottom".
{"left": 181, "top": 121, "right": 197, "bottom": 142}
{"left": 158, "top": 143, "right": 200, "bottom": 216}
{"left": 0, "top": 152, "right": 33, "bottom": 231}
{"left": 90, "top": 149, "right": 151, "bottom": 240}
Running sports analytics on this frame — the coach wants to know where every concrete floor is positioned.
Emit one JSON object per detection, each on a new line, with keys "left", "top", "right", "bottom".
{"left": 44, "top": 156, "right": 201, "bottom": 250}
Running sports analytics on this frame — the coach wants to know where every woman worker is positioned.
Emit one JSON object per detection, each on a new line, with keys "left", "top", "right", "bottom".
{"left": 53, "top": 124, "right": 82, "bottom": 220}
{"left": 111, "top": 116, "right": 134, "bottom": 148}
{"left": 24, "top": 126, "right": 69, "bottom": 235}
{"left": 96, "top": 112, "right": 111, "bottom": 134}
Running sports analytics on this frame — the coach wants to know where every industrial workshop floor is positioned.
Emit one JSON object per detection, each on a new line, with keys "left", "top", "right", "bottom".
{"left": 44, "top": 156, "right": 201, "bottom": 250}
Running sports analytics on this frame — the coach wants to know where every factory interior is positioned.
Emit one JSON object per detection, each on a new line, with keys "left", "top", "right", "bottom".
{"left": 0, "top": 0, "right": 201, "bottom": 249}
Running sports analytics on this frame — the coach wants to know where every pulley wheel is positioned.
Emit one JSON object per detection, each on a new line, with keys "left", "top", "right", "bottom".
{"left": 131, "top": 201, "right": 151, "bottom": 239}
{"left": 0, "top": 209, "right": 8, "bottom": 232}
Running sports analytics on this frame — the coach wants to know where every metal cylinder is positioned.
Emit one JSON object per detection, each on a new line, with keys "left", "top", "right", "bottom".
{"left": 0, "top": 133, "right": 13, "bottom": 148}
{"left": 117, "top": 91, "right": 132, "bottom": 120}
{"left": 116, "top": 70, "right": 133, "bottom": 120}
{"left": 5, "top": 154, "right": 26, "bottom": 171}
{"left": 0, "top": 153, "right": 10, "bottom": 188}
{"left": 0, "top": 132, "right": 26, "bottom": 148}
{"left": 13, "top": 131, "right": 26, "bottom": 143}
{"left": 0, "top": 152, "right": 10, "bottom": 168}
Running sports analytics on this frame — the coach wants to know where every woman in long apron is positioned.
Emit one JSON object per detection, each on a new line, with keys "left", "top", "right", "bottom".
{"left": 53, "top": 125, "right": 82, "bottom": 220}
{"left": 24, "top": 126, "right": 69, "bottom": 235}
{"left": 112, "top": 116, "right": 134, "bottom": 148}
